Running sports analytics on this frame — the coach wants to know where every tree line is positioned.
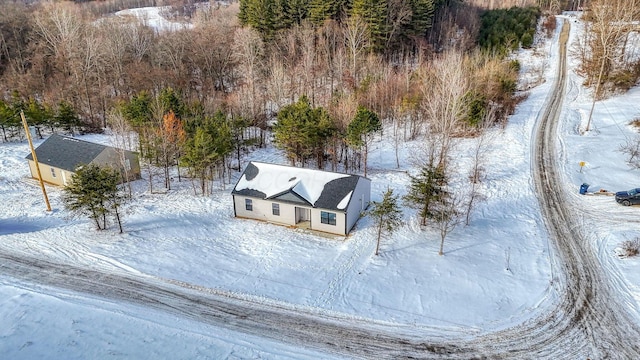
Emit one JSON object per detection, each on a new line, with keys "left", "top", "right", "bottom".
{"left": 1, "top": 1, "right": 533, "bottom": 253}
{"left": 239, "top": 0, "right": 442, "bottom": 52}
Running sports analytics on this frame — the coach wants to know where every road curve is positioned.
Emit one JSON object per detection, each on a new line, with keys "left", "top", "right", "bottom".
{"left": 528, "top": 19, "right": 640, "bottom": 358}
{"left": 1, "top": 19, "right": 640, "bottom": 359}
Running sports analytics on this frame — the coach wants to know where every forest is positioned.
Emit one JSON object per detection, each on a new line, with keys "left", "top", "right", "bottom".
{"left": 2, "top": 0, "right": 634, "bottom": 202}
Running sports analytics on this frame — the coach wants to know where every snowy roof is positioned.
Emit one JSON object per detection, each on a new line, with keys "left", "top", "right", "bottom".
{"left": 232, "top": 162, "right": 364, "bottom": 211}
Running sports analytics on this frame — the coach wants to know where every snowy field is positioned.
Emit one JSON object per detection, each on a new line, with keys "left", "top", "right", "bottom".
{"left": 1, "top": 12, "right": 640, "bottom": 359}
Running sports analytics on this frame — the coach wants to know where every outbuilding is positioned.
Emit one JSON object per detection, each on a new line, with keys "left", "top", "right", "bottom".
{"left": 25, "top": 134, "right": 141, "bottom": 186}
{"left": 231, "top": 162, "right": 371, "bottom": 235}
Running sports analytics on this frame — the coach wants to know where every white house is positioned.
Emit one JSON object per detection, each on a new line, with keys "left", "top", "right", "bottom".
{"left": 231, "top": 162, "right": 371, "bottom": 236}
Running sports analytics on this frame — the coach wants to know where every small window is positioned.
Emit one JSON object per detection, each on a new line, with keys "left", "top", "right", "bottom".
{"left": 245, "top": 199, "right": 253, "bottom": 211}
{"left": 50, "top": 168, "right": 56, "bottom": 178}
{"left": 320, "top": 211, "right": 336, "bottom": 226}
{"left": 272, "top": 203, "right": 280, "bottom": 216}
{"left": 125, "top": 159, "right": 131, "bottom": 171}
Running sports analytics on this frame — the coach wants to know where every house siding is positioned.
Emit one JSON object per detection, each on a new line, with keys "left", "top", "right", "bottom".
{"left": 231, "top": 162, "right": 372, "bottom": 236}
{"left": 310, "top": 208, "right": 347, "bottom": 235}
{"left": 233, "top": 195, "right": 297, "bottom": 226}
{"left": 93, "top": 148, "right": 141, "bottom": 182}
{"left": 27, "top": 160, "right": 74, "bottom": 187}
{"left": 345, "top": 177, "right": 372, "bottom": 234}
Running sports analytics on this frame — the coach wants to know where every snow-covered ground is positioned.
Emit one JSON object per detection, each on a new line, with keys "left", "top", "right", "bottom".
{"left": 114, "top": 6, "right": 194, "bottom": 32}
{"left": 1, "top": 11, "right": 640, "bottom": 359}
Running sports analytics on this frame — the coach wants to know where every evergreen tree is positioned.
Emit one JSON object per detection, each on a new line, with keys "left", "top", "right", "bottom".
{"left": 239, "top": 0, "right": 279, "bottom": 39}
{"left": 308, "top": 0, "right": 334, "bottom": 24}
{"left": 404, "top": 162, "right": 448, "bottom": 226}
{"left": 345, "top": 105, "right": 381, "bottom": 176}
{"left": 121, "top": 91, "right": 155, "bottom": 162}
{"left": 23, "top": 98, "right": 53, "bottom": 138}
{"left": 0, "top": 96, "right": 21, "bottom": 142}
{"left": 273, "top": 96, "right": 336, "bottom": 167}
{"left": 407, "top": 0, "right": 435, "bottom": 38}
{"left": 369, "top": 187, "right": 403, "bottom": 256}
{"left": 181, "top": 111, "right": 233, "bottom": 195}
{"left": 306, "top": 0, "right": 351, "bottom": 24}
{"left": 158, "top": 87, "right": 185, "bottom": 119}
{"left": 121, "top": 91, "right": 153, "bottom": 128}
{"left": 351, "top": 0, "right": 388, "bottom": 51}
{"left": 0, "top": 99, "right": 11, "bottom": 142}
{"left": 63, "top": 164, "right": 125, "bottom": 232}
{"left": 55, "top": 101, "right": 81, "bottom": 135}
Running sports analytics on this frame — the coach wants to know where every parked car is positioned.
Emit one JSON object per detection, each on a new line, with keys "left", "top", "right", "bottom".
{"left": 615, "top": 188, "right": 640, "bottom": 206}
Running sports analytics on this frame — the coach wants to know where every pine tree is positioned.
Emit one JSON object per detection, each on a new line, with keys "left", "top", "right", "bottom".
{"left": 158, "top": 87, "right": 185, "bottom": 120}
{"left": 23, "top": 98, "right": 53, "bottom": 139}
{"left": 181, "top": 112, "right": 233, "bottom": 195}
{"left": 407, "top": 0, "right": 435, "bottom": 38}
{"left": 350, "top": 0, "right": 388, "bottom": 52}
{"left": 239, "top": 0, "right": 279, "bottom": 40}
{"left": 404, "top": 162, "right": 448, "bottom": 226}
{"left": 0, "top": 94, "right": 22, "bottom": 142}
{"left": 308, "top": 0, "right": 334, "bottom": 24}
{"left": 346, "top": 105, "right": 381, "bottom": 176}
{"left": 63, "top": 164, "right": 125, "bottom": 231}
{"left": 55, "top": 100, "right": 81, "bottom": 135}
{"left": 121, "top": 91, "right": 152, "bottom": 128}
{"left": 309, "top": 0, "right": 350, "bottom": 24}
{"left": 273, "top": 96, "right": 336, "bottom": 167}
{"left": 369, "top": 187, "right": 403, "bottom": 256}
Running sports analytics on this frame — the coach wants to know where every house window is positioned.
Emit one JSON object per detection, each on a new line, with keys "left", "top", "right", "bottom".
{"left": 50, "top": 168, "right": 56, "bottom": 178}
{"left": 321, "top": 211, "right": 336, "bottom": 225}
{"left": 125, "top": 159, "right": 131, "bottom": 171}
{"left": 245, "top": 199, "right": 253, "bottom": 211}
{"left": 272, "top": 203, "right": 280, "bottom": 216}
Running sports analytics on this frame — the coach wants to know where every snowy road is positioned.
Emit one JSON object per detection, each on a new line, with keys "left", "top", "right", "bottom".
{"left": 2, "top": 20, "right": 640, "bottom": 359}
{"left": 528, "top": 19, "right": 640, "bottom": 358}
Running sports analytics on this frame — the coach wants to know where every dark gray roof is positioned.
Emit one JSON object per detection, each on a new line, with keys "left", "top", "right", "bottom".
{"left": 25, "top": 134, "right": 109, "bottom": 172}
{"left": 232, "top": 162, "right": 366, "bottom": 212}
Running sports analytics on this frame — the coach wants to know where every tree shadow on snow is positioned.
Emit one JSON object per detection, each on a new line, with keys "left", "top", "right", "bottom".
{"left": 0, "top": 218, "right": 50, "bottom": 235}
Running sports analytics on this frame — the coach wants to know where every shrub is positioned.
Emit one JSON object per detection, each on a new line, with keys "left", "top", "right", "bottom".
{"left": 609, "top": 70, "right": 638, "bottom": 92}
{"left": 521, "top": 31, "right": 534, "bottom": 49}
{"left": 542, "top": 15, "right": 556, "bottom": 38}
{"left": 620, "top": 239, "right": 640, "bottom": 258}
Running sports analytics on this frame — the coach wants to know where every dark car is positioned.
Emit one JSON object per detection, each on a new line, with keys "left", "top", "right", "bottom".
{"left": 615, "top": 188, "right": 640, "bottom": 206}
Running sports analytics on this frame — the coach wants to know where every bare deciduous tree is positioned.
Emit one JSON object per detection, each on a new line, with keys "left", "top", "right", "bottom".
{"left": 434, "top": 191, "right": 461, "bottom": 256}
{"left": 583, "top": 0, "right": 640, "bottom": 131}
{"left": 344, "top": 17, "right": 369, "bottom": 89}
{"left": 464, "top": 109, "right": 495, "bottom": 225}
{"left": 619, "top": 134, "right": 640, "bottom": 169}
{"left": 107, "top": 108, "right": 136, "bottom": 197}
{"left": 419, "top": 50, "right": 470, "bottom": 167}
{"left": 233, "top": 27, "right": 266, "bottom": 144}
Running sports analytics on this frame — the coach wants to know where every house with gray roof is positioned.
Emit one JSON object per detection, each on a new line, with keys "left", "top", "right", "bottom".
{"left": 25, "top": 134, "right": 141, "bottom": 187}
{"left": 231, "top": 161, "right": 371, "bottom": 235}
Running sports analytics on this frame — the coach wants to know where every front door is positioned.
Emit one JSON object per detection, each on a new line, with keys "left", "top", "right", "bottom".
{"left": 295, "top": 207, "right": 311, "bottom": 223}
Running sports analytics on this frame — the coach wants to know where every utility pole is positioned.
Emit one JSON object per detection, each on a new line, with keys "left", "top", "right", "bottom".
{"left": 21, "top": 110, "right": 51, "bottom": 212}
